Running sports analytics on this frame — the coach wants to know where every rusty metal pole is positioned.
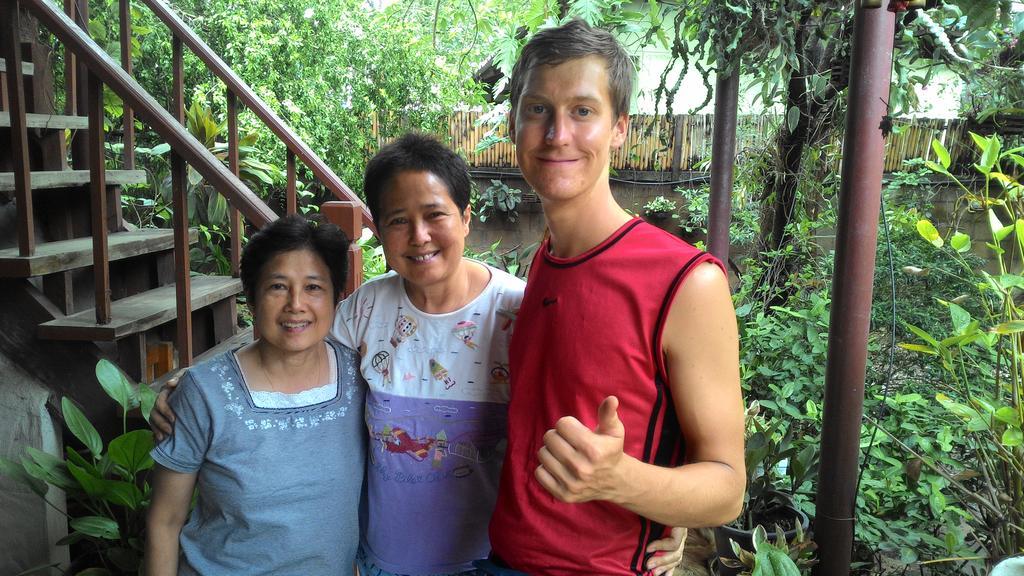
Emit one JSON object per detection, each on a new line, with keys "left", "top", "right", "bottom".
{"left": 707, "top": 67, "right": 739, "bottom": 265}
{"left": 812, "top": 4, "right": 895, "bottom": 575}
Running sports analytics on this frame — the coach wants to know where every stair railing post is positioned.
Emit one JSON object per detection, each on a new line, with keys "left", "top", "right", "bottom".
{"left": 227, "top": 89, "right": 241, "bottom": 277}
{"left": 171, "top": 34, "right": 192, "bottom": 367}
{"left": 62, "top": 0, "right": 75, "bottom": 115}
{"left": 88, "top": 72, "right": 111, "bottom": 323}
{"left": 118, "top": 0, "right": 134, "bottom": 169}
{"left": 70, "top": 0, "right": 88, "bottom": 169}
{"left": 320, "top": 201, "right": 363, "bottom": 298}
{"left": 2, "top": 0, "right": 35, "bottom": 257}
{"left": 286, "top": 149, "right": 297, "bottom": 215}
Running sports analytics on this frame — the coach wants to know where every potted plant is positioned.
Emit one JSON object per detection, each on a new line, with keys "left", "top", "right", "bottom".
{"left": 642, "top": 196, "right": 678, "bottom": 221}
{"left": 713, "top": 402, "right": 817, "bottom": 575}
{"left": 718, "top": 523, "right": 815, "bottom": 576}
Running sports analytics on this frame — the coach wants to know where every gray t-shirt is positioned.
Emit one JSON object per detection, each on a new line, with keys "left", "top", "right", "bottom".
{"left": 151, "top": 341, "right": 366, "bottom": 575}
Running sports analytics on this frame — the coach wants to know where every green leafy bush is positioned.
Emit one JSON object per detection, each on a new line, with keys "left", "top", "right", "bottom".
{"left": 0, "top": 360, "right": 159, "bottom": 575}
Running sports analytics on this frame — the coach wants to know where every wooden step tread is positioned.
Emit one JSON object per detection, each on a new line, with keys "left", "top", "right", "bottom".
{"left": 0, "top": 228, "right": 199, "bottom": 278}
{"left": 150, "top": 327, "right": 254, "bottom": 391}
{"left": 38, "top": 276, "right": 242, "bottom": 342}
{"left": 0, "top": 112, "right": 90, "bottom": 130}
{"left": 0, "top": 169, "right": 147, "bottom": 192}
{"left": 0, "top": 58, "right": 34, "bottom": 76}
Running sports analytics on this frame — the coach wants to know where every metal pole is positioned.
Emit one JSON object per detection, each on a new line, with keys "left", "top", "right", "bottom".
{"left": 707, "top": 68, "right": 739, "bottom": 264}
{"left": 812, "top": 4, "right": 895, "bottom": 575}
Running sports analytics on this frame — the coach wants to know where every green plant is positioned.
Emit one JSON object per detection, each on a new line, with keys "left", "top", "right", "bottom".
{"left": 477, "top": 180, "right": 522, "bottom": 223}
{"left": 899, "top": 133, "right": 1024, "bottom": 564}
{"left": 642, "top": 195, "right": 678, "bottom": 216}
{"left": 358, "top": 229, "right": 388, "bottom": 282}
{"left": 465, "top": 239, "right": 538, "bottom": 280}
{"left": 0, "top": 360, "right": 159, "bottom": 575}
{"left": 129, "top": 100, "right": 283, "bottom": 275}
{"left": 721, "top": 524, "right": 816, "bottom": 576}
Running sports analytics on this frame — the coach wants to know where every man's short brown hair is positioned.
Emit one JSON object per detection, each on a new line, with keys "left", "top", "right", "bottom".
{"left": 509, "top": 19, "right": 634, "bottom": 120}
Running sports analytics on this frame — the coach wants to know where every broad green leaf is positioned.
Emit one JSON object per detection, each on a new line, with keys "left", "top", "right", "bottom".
{"left": 995, "top": 224, "right": 1016, "bottom": 242}
{"left": 929, "top": 488, "right": 946, "bottom": 517}
{"left": 96, "top": 360, "right": 132, "bottom": 414}
{"left": 997, "top": 274, "right": 1024, "bottom": 291}
{"left": 905, "top": 323, "right": 940, "bottom": 347}
{"left": 786, "top": 105, "right": 800, "bottom": 134}
{"left": 69, "top": 516, "right": 120, "bottom": 540}
{"left": 995, "top": 406, "right": 1021, "bottom": 426}
{"left": 23, "top": 447, "right": 75, "bottom": 490}
{"left": 107, "top": 430, "right": 154, "bottom": 477}
{"left": 66, "top": 460, "right": 104, "bottom": 497}
{"left": 1002, "top": 427, "right": 1023, "bottom": 447}
{"left": 898, "top": 343, "right": 938, "bottom": 355}
{"left": 949, "top": 232, "right": 970, "bottom": 253}
{"left": 980, "top": 133, "right": 1002, "bottom": 172}
{"left": 947, "top": 303, "right": 971, "bottom": 333}
{"left": 924, "top": 160, "right": 950, "bottom": 176}
{"left": 0, "top": 457, "right": 48, "bottom": 497}
{"left": 137, "top": 383, "right": 158, "bottom": 424}
{"left": 915, "top": 219, "right": 943, "bottom": 247}
{"left": 899, "top": 546, "right": 919, "bottom": 565}
{"left": 991, "top": 321, "right": 1024, "bottom": 335}
{"left": 61, "top": 397, "right": 102, "bottom": 458}
{"left": 97, "top": 479, "right": 143, "bottom": 510}
{"left": 931, "top": 138, "right": 950, "bottom": 169}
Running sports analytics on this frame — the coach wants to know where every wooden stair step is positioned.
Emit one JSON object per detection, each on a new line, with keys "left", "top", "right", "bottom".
{"left": 150, "top": 326, "right": 254, "bottom": 391}
{"left": 38, "top": 276, "right": 243, "bottom": 342}
{"left": 0, "top": 58, "right": 34, "bottom": 76}
{"left": 0, "top": 228, "right": 198, "bottom": 278}
{"left": 0, "top": 111, "right": 90, "bottom": 130}
{"left": 0, "top": 169, "right": 147, "bottom": 192}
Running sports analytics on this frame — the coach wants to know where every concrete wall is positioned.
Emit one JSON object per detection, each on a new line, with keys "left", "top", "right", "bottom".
{"left": 467, "top": 170, "right": 701, "bottom": 253}
{"left": 0, "top": 351, "right": 69, "bottom": 575}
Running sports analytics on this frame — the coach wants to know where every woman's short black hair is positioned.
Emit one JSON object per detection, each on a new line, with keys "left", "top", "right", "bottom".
{"left": 363, "top": 132, "right": 471, "bottom": 229}
{"left": 239, "top": 214, "right": 349, "bottom": 305}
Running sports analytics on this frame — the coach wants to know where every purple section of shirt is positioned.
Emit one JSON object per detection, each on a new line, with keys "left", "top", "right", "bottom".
{"left": 362, "top": 389, "right": 508, "bottom": 575}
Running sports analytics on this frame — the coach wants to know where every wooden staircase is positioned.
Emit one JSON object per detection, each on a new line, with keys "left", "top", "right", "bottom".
{"left": 0, "top": 0, "right": 371, "bottom": 405}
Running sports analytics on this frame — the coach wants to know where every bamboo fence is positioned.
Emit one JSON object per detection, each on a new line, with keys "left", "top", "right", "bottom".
{"left": 372, "top": 112, "right": 976, "bottom": 174}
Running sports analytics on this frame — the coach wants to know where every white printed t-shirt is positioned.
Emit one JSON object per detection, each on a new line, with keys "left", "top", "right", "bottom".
{"left": 331, "top": 262, "right": 524, "bottom": 575}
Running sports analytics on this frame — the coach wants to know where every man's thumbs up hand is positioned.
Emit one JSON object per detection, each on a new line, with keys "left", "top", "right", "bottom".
{"left": 596, "top": 395, "right": 625, "bottom": 437}
{"left": 535, "top": 396, "right": 632, "bottom": 504}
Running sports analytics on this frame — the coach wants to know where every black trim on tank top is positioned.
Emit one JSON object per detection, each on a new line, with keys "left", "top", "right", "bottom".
{"left": 631, "top": 252, "right": 705, "bottom": 573}
{"left": 651, "top": 252, "right": 707, "bottom": 382}
{"left": 542, "top": 219, "right": 644, "bottom": 268}
{"left": 632, "top": 373, "right": 687, "bottom": 573}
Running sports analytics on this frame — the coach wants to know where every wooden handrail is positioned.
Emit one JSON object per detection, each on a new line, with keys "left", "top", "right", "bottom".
{"left": 23, "top": 0, "right": 278, "bottom": 228}
{"left": 135, "top": 0, "right": 375, "bottom": 231}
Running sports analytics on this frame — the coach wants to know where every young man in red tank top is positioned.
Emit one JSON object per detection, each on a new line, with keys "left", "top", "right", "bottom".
{"left": 486, "top": 19, "right": 746, "bottom": 575}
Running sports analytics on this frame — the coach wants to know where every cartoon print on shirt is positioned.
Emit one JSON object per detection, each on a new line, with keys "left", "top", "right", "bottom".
{"left": 490, "top": 363, "right": 510, "bottom": 387}
{"left": 372, "top": 425, "right": 490, "bottom": 466}
{"left": 372, "top": 350, "right": 392, "bottom": 384}
{"left": 452, "top": 320, "right": 479, "bottom": 349}
{"left": 391, "top": 314, "right": 418, "bottom": 347}
{"left": 433, "top": 430, "right": 448, "bottom": 468}
{"left": 497, "top": 307, "right": 517, "bottom": 331}
{"left": 430, "top": 359, "right": 457, "bottom": 389}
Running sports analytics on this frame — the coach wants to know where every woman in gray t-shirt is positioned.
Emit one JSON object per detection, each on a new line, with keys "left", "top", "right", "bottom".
{"left": 146, "top": 215, "right": 366, "bottom": 575}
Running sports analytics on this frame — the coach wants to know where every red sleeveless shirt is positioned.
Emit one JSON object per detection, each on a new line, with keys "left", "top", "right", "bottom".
{"left": 489, "top": 218, "right": 722, "bottom": 575}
